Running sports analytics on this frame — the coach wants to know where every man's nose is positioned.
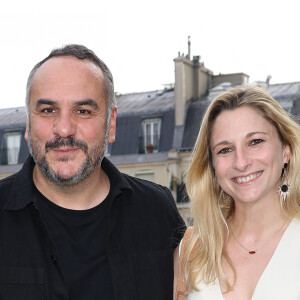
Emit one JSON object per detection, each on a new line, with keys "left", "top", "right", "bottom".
{"left": 52, "top": 112, "right": 77, "bottom": 137}
{"left": 233, "top": 147, "right": 252, "bottom": 171}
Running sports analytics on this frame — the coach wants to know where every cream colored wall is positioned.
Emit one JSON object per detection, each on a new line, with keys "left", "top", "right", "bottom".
{"left": 0, "top": 173, "right": 12, "bottom": 180}
{"left": 174, "top": 57, "right": 213, "bottom": 127}
{"left": 115, "top": 152, "right": 192, "bottom": 190}
{"left": 178, "top": 205, "right": 193, "bottom": 226}
{"left": 115, "top": 151, "right": 193, "bottom": 225}
{"left": 212, "top": 73, "right": 249, "bottom": 86}
{"left": 116, "top": 160, "right": 174, "bottom": 187}
{"left": 178, "top": 152, "right": 191, "bottom": 180}
{"left": 198, "top": 68, "right": 211, "bottom": 97}
{"left": 182, "top": 61, "right": 194, "bottom": 101}
{"left": 174, "top": 58, "right": 194, "bottom": 126}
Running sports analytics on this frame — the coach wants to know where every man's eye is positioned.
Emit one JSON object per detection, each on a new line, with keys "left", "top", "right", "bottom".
{"left": 250, "top": 139, "right": 264, "bottom": 145}
{"left": 217, "top": 148, "right": 231, "bottom": 154}
{"left": 41, "top": 108, "right": 55, "bottom": 114}
{"left": 76, "top": 109, "right": 91, "bottom": 114}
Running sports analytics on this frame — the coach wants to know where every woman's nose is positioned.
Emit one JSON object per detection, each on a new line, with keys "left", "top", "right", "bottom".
{"left": 233, "top": 147, "right": 252, "bottom": 171}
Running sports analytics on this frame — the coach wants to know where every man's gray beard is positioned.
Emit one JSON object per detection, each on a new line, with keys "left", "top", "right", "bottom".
{"left": 27, "top": 126, "right": 109, "bottom": 187}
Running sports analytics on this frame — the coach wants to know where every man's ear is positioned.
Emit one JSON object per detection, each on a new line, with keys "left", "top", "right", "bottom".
{"left": 108, "top": 107, "right": 117, "bottom": 143}
{"left": 25, "top": 119, "right": 29, "bottom": 141}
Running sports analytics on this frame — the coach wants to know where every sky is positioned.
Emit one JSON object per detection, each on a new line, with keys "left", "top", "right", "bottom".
{"left": 0, "top": 0, "right": 299, "bottom": 109}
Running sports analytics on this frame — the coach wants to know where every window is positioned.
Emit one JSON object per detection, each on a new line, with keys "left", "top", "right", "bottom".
{"left": 141, "top": 119, "right": 161, "bottom": 153}
{"left": 5, "top": 132, "right": 21, "bottom": 165}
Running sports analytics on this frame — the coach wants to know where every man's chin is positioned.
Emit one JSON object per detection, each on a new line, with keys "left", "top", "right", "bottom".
{"left": 34, "top": 150, "right": 104, "bottom": 186}
{"left": 47, "top": 171, "right": 84, "bottom": 186}
{"left": 36, "top": 162, "right": 86, "bottom": 186}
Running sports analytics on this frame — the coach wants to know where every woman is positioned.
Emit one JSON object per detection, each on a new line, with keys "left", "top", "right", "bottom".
{"left": 174, "top": 86, "right": 300, "bottom": 299}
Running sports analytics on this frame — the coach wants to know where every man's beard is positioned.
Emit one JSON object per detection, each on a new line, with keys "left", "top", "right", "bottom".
{"left": 27, "top": 125, "right": 109, "bottom": 186}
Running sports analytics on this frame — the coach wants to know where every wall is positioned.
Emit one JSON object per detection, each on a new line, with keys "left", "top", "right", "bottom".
{"left": 212, "top": 73, "right": 249, "bottom": 87}
{"left": 174, "top": 56, "right": 213, "bottom": 126}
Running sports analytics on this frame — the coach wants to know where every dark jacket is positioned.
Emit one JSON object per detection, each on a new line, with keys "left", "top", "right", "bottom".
{"left": 0, "top": 156, "right": 185, "bottom": 300}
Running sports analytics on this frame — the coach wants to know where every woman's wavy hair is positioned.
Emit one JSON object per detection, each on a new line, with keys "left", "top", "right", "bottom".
{"left": 182, "top": 85, "right": 300, "bottom": 292}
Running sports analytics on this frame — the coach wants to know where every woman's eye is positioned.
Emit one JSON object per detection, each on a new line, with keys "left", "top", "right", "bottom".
{"left": 250, "top": 139, "right": 264, "bottom": 145}
{"left": 217, "top": 148, "right": 231, "bottom": 154}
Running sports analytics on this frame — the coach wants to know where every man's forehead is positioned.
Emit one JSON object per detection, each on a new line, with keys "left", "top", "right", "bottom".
{"left": 28, "top": 55, "right": 107, "bottom": 108}
{"left": 33, "top": 55, "right": 104, "bottom": 81}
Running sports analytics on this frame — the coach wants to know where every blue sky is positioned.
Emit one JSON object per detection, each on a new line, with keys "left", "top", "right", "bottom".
{"left": 0, "top": 0, "right": 299, "bottom": 109}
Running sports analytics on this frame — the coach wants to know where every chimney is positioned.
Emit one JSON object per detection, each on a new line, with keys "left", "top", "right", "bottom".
{"left": 172, "top": 39, "right": 213, "bottom": 150}
{"left": 187, "top": 36, "right": 191, "bottom": 60}
{"left": 174, "top": 47, "right": 213, "bottom": 126}
{"left": 193, "top": 55, "right": 200, "bottom": 100}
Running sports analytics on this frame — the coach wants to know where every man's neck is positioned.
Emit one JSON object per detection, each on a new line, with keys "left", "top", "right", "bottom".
{"left": 33, "top": 165, "right": 110, "bottom": 210}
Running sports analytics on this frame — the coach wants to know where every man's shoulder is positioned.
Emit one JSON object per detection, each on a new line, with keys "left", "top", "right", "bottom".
{"left": 122, "top": 173, "right": 171, "bottom": 196}
{"left": 0, "top": 173, "right": 16, "bottom": 189}
{"left": 119, "top": 173, "right": 178, "bottom": 209}
{"left": 0, "top": 174, "right": 16, "bottom": 206}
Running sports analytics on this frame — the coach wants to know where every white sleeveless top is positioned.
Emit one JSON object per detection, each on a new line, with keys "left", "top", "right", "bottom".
{"left": 181, "top": 218, "right": 300, "bottom": 300}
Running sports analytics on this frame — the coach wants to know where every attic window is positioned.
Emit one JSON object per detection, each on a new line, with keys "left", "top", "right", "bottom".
{"left": 4, "top": 132, "right": 22, "bottom": 165}
{"left": 141, "top": 118, "right": 161, "bottom": 153}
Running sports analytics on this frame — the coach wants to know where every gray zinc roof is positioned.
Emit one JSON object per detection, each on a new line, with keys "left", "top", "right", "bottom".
{"left": 182, "top": 81, "right": 300, "bottom": 150}
{"left": 116, "top": 89, "right": 174, "bottom": 115}
{"left": 268, "top": 81, "right": 300, "bottom": 100}
{"left": 0, "top": 107, "right": 27, "bottom": 128}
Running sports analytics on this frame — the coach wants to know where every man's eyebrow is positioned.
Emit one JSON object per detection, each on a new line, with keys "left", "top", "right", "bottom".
{"left": 35, "top": 99, "right": 57, "bottom": 108}
{"left": 34, "top": 99, "right": 100, "bottom": 110}
{"left": 74, "top": 99, "right": 99, "bottom": 109}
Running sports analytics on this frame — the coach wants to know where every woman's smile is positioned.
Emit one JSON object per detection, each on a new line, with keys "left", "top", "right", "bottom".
{"left": 232, "top": 171, "right": 263, "bottom": 184}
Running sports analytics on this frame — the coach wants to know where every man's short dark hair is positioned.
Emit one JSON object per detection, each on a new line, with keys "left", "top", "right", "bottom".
{"left": 25, "top": 44, "right": 115, "bottom": 116}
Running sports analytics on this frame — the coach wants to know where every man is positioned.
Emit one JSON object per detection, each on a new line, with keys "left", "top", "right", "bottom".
{"left": 0, "top": 45, "right": 185, "bottom": 300}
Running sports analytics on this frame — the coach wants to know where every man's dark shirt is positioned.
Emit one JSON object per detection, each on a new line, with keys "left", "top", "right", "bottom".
{"left": 36, "top": 188, "right": 114, "bottom": 300}
{"left": 0, "top": 156, "right": 186, "bottom": 300}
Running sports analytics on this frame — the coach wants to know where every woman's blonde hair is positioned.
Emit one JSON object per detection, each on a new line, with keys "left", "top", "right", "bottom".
{"left": 183, "top": 85, "right": 300, "bottom": 292}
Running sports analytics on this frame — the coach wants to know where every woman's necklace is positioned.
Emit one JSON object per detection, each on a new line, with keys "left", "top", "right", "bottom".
{"left": 231, "top": 218, "right": 289, "bottom": 255}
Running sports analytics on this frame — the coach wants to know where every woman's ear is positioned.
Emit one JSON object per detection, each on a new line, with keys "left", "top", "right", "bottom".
{"left": 283, "top": 144, "right": 291, "bottom": 164}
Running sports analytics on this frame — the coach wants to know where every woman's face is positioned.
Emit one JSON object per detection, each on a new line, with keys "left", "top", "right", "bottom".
{"left": 210, "top": 106, "right": 290, "bottom": 206}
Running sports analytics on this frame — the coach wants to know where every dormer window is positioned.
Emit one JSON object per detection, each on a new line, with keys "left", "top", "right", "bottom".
{"left": 3, "top": 132, "right": 22, "bottom": 165}
{"left": 141, "top": 118, "right": 161, "bottom": 153}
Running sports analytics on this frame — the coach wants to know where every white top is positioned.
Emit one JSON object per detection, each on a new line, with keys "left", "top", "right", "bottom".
{"left": 181, "top": 218, "right": 300, "bottom": 300}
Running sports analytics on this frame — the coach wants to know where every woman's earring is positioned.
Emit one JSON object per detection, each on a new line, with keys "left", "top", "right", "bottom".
{"left": 279, "top": 163, "right": 289, "bottom": 204}
{"left": 218, "top": 189, "right": 230, "bottom": 210}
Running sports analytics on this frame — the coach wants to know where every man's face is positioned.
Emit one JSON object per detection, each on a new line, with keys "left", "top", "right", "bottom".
{"left": 25, "top": 56, "right": 117, "bottom": 186}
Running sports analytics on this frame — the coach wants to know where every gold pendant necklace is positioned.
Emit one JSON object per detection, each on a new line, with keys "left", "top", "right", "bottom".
{"left": 231, "top": 218, "right": 288, "bottom": 255}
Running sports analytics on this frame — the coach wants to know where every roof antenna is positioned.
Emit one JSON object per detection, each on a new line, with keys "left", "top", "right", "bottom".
{"left": 187, "top": 36, "right": 191, "bottom": 59}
